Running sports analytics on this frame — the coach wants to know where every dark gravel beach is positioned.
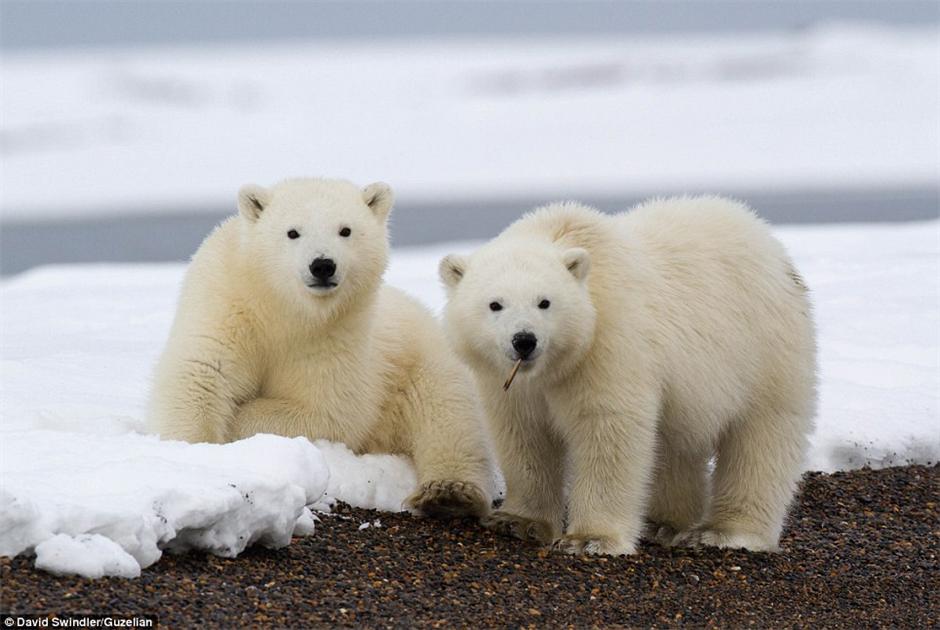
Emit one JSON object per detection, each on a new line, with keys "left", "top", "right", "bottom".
{"left": 3, "top": 464, "right": 937, "bottom": 628}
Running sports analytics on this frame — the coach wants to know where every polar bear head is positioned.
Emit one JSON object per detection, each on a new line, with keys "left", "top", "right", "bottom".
{"left": 237, "top": 178, "right": 394, "bottom": 314}
{"left": 439, "top": 238, "right": 597, "bottom": 383}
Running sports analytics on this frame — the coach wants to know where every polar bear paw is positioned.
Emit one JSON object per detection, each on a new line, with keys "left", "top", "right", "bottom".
{"left": 406, "top": 480, "right": 489, "bottom": 519}
{"left": 646, "top": 522, "right": 682, "bottom": 546}
{"left": 481, "top": 510, "right": 555, "bottom": 545}
{"left": 552, "top": 533, "right": 635, "bottom": 556}
{"left": 672, "top": 527, "right": 778, "bottom": 552}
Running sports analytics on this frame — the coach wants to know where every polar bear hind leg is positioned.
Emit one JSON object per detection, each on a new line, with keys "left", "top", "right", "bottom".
{"left": 680, "top": 404, "right": 809, "bottom": 552}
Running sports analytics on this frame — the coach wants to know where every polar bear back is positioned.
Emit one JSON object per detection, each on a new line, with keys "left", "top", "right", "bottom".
{"left": 623, "top": 196, "right": 816, "bottom": 422}
{"left": 501, "top": 196, "right": 816, "bottom": 434}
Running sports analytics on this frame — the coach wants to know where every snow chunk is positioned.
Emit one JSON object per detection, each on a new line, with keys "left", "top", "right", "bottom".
{"left": 35, "top": 534, "right": 140, "bottom": 579}
{"left": 314, "top": 440, "right": 416, "bottom": 513}
{"left": 357, "top": 519, "right": 382, "bottom": 531}
{"left": 292, "top": 508, "right": 317, "bottom": 537}
{"left": 0, "top": 432, "right": 329, "bottom": 577}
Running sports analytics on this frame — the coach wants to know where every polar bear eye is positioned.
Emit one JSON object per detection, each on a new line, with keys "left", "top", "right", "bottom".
{"left": 538, "top": 299, "right": 551, "bottom": 309}
{"left": 339, "top": 227, "right": 352, "bottom": 238}
{"left": 287, "top": 229, "right": 300, "bottom": 240}
{"left": 489, "top": 302, "right": 503, "bottom": 312}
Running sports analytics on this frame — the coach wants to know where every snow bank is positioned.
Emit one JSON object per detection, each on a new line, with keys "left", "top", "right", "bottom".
{"left": 1, "top": 24, "right": 936, "bottom": 220}
{"left": 0, "top": 432, "right": 328, "bottom": 577}
{"left": 777, "top": 221, "right": 940, "bottom": 471}
{"left": 1, "top": 221, "right": 937, "bottom": 577}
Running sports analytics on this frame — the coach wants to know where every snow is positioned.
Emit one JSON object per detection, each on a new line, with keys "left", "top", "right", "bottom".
{"left": 35, "top": 534, "right": 142, "bottom": 579}
{"left": 1, "top": 23, "right": 937, "bottom": 221}
{"left": 314, "top": 441, "right": 417, "bottom": 513}
{"left": 779, "top": 222, "right": 940, "bottom": 470}
{"left": 1, "top": 432, "right": 329, "bottom": 577}
{"left": 2, "top": 220, "right": 937, "bottom": 577}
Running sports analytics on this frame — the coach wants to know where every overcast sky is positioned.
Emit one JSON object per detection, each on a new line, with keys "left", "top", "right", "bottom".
{"left": 2, "top": 0, "right": 938, "bottom": 51}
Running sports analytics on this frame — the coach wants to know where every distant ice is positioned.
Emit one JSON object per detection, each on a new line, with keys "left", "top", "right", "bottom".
{"left": 1, "top": 24, "right": 936, "bottom": 221}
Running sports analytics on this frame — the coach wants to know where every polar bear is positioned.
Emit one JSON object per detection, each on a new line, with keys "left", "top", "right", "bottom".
{"left": 148, "top": 177, "right": 493, "bottom": 518}
{"left": 440, "top": 196, "right": 816, "bottom": 554}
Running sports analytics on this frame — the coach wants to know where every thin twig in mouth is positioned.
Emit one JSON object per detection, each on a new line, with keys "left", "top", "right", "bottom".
{"left": 503, "top": 358, "right": 523, "bottom": 391}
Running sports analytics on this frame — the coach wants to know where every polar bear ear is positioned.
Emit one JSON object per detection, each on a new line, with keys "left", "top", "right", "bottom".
{"left": 238, "top": 184, "right": 271, "bottom": 223}
{"left": 562, "top": 248, "right": 590, "bottom": 282}
{"left": 363, "top": 182, "right": 394, "bottom": 221}
{"left": 439, "top": 254, "right": 468, "bottom": 290}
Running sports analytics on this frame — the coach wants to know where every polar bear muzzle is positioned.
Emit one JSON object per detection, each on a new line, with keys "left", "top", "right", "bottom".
{"left": 307, "top": 257, "right": 338, "bottom": 290}
{"left": 511, "top": 331, "right": 538, "bottom": 359}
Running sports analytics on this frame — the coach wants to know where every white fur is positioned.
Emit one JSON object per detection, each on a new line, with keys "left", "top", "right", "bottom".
{"left": 441, "top": 196, "right": 817, "bottom": 554}
{"left": 148, "top": 177, "right": 493, "bottom": 516}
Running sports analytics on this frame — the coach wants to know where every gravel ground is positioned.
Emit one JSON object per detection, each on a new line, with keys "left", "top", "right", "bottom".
{"left": 2, "top": 464, "right": 937, "bottom": 628}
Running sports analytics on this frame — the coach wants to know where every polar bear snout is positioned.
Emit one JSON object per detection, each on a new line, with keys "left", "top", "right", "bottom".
{"left": 309, "top": 257, "right": 336, "bottom": 280}
{"left": 511, "top": 331, "right": 539, "bottom": 360}
{"left": 307, "top": 257, "right": 338, "bottom": 289}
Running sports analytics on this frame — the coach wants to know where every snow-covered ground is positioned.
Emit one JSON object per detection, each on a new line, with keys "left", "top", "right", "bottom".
{"left": 1, "top": 220, "right": 937, "bottom": 577}
{"left": 2, "top": 23, "right": 937, "bottom": 221}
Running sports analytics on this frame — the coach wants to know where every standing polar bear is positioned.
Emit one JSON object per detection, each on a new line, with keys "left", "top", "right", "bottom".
{"left": 149, "top": 177, "right": 493, "bottom": 518}
{"left": 440, "top": 196, "right": 816, "bottom": 555}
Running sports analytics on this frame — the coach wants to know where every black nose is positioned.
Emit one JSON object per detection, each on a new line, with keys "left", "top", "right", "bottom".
{"left": 310, "top": 257, "right": 336, "bottom": 280}
{"left": 512, "top": 332, "right": 538, "bottom": 359}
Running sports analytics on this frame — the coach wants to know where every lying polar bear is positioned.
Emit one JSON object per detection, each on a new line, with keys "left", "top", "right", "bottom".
{"left": 149, "top": 177, "right": 494, "bottom": 518}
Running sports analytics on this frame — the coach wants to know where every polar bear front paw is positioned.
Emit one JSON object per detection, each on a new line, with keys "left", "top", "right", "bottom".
{"left": 552, "top": 533, "right": 635, "bottom": 556}
{"left": 672, "top": 527, "right": 777, "bottom": 552}
{"left": 406, "top": 480, "right": 489, "bottom": 519}
{"left": 481, "top": 510, "right": 555, "bottom": 545}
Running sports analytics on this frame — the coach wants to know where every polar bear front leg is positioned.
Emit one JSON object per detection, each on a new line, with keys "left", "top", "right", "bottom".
{"left": 149, "top": 331, "right": 257, "bottom": 444}
{"left": 400, "top": 364, "right": 494, "bottom": 519}
{"left": 231, "top": 398, "right": 317, "bottom": 441}
{"left": 556, "top": 396, "right": 659, "bottom": 556}
{"left": 480, "top": 395, "right": 565, "bottom": 545}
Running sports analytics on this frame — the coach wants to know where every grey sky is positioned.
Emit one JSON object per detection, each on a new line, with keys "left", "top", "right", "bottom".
{"left": 2, "top": 1, "right": 938, "bottom": 51}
